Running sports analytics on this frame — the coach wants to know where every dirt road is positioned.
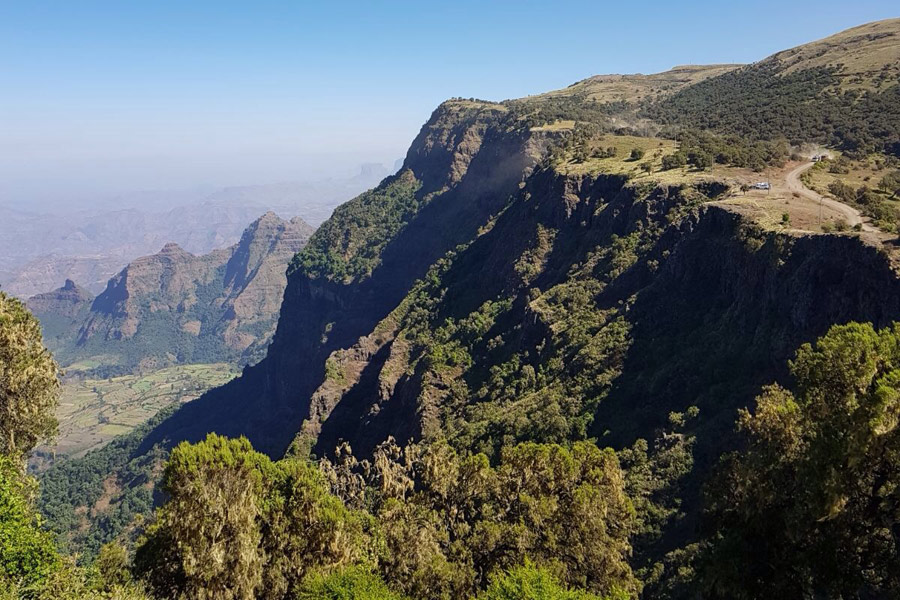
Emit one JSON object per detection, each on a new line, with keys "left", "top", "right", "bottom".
{"left": 785, "top": 162, "right": 877, "bottom": 232}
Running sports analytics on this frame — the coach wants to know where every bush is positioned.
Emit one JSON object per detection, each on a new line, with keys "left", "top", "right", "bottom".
{"left": 660, "top": 153, "right": 687, "bottom": 170}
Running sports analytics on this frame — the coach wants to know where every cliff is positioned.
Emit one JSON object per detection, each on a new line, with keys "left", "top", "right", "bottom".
{"left": 138, "top": 117, "right": 900, "bottom": 464}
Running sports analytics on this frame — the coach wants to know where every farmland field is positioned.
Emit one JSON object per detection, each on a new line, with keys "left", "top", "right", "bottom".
{"left": 34, "top": 363, "right": 239, "bottom": 463}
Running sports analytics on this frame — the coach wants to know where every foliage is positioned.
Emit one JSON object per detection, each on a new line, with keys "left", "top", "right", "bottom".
{"left": 879, "top": 169, "right": 900, "bottom": 197}
{"left": 675, "top": 129, "right": 789, "bottom": 171}
{"left": 660, "top": 153, "right": 687, "bottom": 171}
{"left": 295, "top": 566, "right": 407, "bottom": 600}
{"left": 133, "top": 433, "right": 373, "bottom": 600}
{"left": 0, "top": 292, "right": 59, "bottom": 457}
{"left": 0, "top": 454, "right": 60, "bottom": 590}
{"left": 324, "top": 439, "right": 639, "bottom": 600}
{"left": 501, "top": 94, "right": 613, "bottom": 130}
{"left": 290, "top": 171, "right": 423, "bottom": 281}
{"left": 827, "top": 178, "right": 900, "bottom": 229}
{"left": 701, "top": 322, "right": 900, "bottom": 599}
{"left": 38, "top": 407, "right": 174, "bottom": 560}
{"left": 649, "top": 64, "right": 900, "bottom": 155}
{"left": 476, "top": 563, "right": 623, "bottom": 600}
{"left": 2, "top": 556, "right": 152, "bottom": 600}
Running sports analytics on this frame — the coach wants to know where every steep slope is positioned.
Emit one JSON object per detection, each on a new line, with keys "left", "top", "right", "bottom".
{"left": 32, "top": 212, "right": 313, "bottom": 374}
{"left": 136, "top": 98, "right": 562, "bottom": 455}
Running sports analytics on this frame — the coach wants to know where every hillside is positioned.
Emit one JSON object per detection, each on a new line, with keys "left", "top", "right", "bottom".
{"left": 647, "top": 18, "right": 900, "bottom": 153}
{"left": 534, "top": 64, "right": 742, "bottom": 104}
{"left": 30, "top": 212, "right": 313, "bottom": 374}
{"left": 35, "top": 18, "right": 900, "bottom": 598}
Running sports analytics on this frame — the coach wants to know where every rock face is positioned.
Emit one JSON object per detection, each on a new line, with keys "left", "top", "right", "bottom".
{"left": 30, "top": 212, "right": 314, "bottom": 372}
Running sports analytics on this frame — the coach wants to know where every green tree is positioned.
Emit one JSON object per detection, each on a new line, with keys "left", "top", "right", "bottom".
{"left": 688, "top": 150, "right": 713, "bottom": 170}
{"left": 261, "top": 458, "right": 374, "bottom": 597}
{"left": 329, "top": 439, "right": 638, "bottom": 599}
{"left": 0, "top": 454, "right": 60, "bottom": 590}
{"left": 137, "top": 434, "right": 270, "bottom": 600}
{"left": 701, "top": 322, "right": 900, "bottom": 599}
{"left": 0, "top": 292, "right": 59, "bottom": 457}
{"left": 135, "top": 434, "right": 374, "bottom": 600}
{"left": 660, "top": 153, "right": 687, "bottom": 171}
{"left": 879, "top": 170, "right": 900, "bottom": 198}
{"left": 94, "top": 542, "right": 131, "bottom": 590}
{"left": 629, "top": 148, "right": 645, "bottom": 161}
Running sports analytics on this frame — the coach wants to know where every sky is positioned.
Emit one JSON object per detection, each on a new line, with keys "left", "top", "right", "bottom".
{"left": 1, "top": 0, "right": 896, "bottom": 210}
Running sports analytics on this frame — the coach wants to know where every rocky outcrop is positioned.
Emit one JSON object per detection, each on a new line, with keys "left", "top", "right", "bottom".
{"left": 27, "top": 279, "right": 94, "bottom": 319}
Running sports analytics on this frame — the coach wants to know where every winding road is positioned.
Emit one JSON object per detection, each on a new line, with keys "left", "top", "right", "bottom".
{"left": 785, "top": 162, "right": 877, "bottom": 232}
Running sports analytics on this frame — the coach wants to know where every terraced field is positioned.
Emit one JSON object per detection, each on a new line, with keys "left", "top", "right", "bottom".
{"left": 35, "top": 363, "right": 239, "bottom": 462}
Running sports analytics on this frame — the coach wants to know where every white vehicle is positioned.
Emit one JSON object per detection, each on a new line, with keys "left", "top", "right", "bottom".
{"left": 751, "top": 182, "right": 771, "bottom": 190}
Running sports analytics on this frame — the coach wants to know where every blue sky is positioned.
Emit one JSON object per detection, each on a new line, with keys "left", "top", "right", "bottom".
{"left": 1, "top": 1, "right": 896, "bottom": 207}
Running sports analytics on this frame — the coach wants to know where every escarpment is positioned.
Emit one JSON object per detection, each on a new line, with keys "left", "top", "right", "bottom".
{"left": 139, "top": 114, "right": 900, "bottom": 465}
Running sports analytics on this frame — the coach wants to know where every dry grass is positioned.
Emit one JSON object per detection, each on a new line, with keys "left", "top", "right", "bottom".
{"left": 532, "top": 64, "right": 741, "bottom": 104}
{"left": 766, "top": 18, "right": 900, "bottom": 90}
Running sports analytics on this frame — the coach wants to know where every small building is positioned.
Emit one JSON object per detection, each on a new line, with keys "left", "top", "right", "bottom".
{"left": 751, "top": 182, "right": 771, "bottom": 190}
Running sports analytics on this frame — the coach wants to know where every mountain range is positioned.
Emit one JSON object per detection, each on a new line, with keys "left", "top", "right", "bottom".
{"left": 28, "top": 212, "right": 313, "bottom": 375}
{"left": 0, "top": 167, "right": 389, "bottom": 297}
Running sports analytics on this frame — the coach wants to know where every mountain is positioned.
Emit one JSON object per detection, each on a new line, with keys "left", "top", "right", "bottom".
{"left": 533, "top": 63, "right": 742, "bottom": 104}
{"left": 39, "top": 19, "right": 900, "bottom": 587}
{"left": 122, "top": 19, "right": 899, "bottom": 454}
{"left": 30, "top": 212, "right": 313, "bottom": 374}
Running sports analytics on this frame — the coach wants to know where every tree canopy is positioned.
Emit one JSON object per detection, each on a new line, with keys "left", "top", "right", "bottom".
{"left": 0, "top": 291, "right": 59, "bottom": 457}
{"left": 701, "top": 322, "right": 900, "bottom": 599}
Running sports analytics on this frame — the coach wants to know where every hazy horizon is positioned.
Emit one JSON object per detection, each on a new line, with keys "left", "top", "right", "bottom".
{"left": 2, "top": 1, "right": 897, "bottom": 211}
